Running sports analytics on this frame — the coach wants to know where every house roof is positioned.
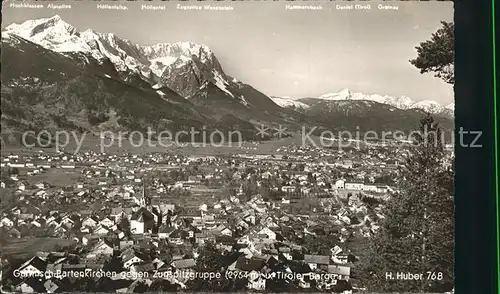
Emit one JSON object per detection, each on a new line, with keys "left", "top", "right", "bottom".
{"left": 215, "top": 235, "right": 234, "bottom": 244}
{"left": 17, "top": 278, "right": 46, "bottom": 293}
{"left": 304, "top": 254, "right": 330, "bottom": 265}
{"left": 111, "top": 207, "right": 133, "bottom": 215}
{"left": 278, "top": 246, "right": 291, "bottom": 253}
{"left": 214, "top": 224, "right": 231, "bottom": 233}
{"left": 84, "top": 215, "right": 99, "bottom": 222}
{"left": 19, "top": 256, "right": 47, "bottom": 272}
{"left": 132, "top": 262, "right": 155, "bottom": 272}
{"left": 95, "top": 238, "right": 115, "bottom": 249}
{"left": 131, "top": 207, "right": 155, "bottom": 221}
{"left": 346, "top": 180, "right": 364, "bottom": 184}
{"left": 172, "top": 258, "right": 196, "bottom": 269}
{"left": 122, "top": 249, "right": 148, "bottom": 263}
{"left": 93, "top": 226, "right": 109, "bottom": 233}
{"left": 44, "top": 280, "right": 60, "bottom": 292}
{"left": 234, "top": 256, "right": 266, "bottom": 272}
{"left": 202, "top": 214, "right": 215, "bottom": 221}
{"left": 195, "top": 231, "right": 215, "bottom": 238}
{"left": 327, "top": 264, "right": 351, "bottom": 276}
{"left": 169, "top": 229, "right": 182, "bottom": 238}
{"left": 158, "top": 225, "right": 175, "bottom": 234}
{"left": 179, "top": 209, "right": 201, "bottom": 218}
{"left": 221, "top": 251, "right": 244, "bottom": 267}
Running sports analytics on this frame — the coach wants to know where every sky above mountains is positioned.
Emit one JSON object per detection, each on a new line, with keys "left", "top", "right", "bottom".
{"left": 2, "top": 1, "right": 454, "bottom": 104}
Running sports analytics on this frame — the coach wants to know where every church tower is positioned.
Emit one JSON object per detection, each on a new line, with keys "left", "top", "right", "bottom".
{"left": 142, "top": 178, "right": 152, "bottom": 209}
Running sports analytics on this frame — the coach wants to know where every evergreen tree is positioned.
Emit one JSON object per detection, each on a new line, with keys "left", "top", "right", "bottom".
{"left": 102, "top": 250, "right": 124, "bottom": 278}
{"left": 410, "top": 21, "right": 454, "bottom": 84}
{"left": 358, "top": 114, "right": 454, "bottom": 292}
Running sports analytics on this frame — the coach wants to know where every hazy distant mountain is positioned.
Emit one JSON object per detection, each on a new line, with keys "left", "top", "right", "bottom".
{"left": 410, "top": 100, "right": 444, "bottom": 114}
{"left": 297, "top": 98, "right": 454, "bottom": 134}
{"left": 314, "top": 88, "right": 416, "bottom": 110}
{"left": 271, "top": 88, "right": 454, "bottom": 117}
{"left": 271, "top": 88, "right": 454, "bottom": 134}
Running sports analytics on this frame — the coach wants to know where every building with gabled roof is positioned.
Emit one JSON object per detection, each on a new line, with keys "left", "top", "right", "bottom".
{"left": 130, "top": 207, "right": 155, "bottom": 234}
{"left": 16, "top": 256, "right": 47, "bottom": 278}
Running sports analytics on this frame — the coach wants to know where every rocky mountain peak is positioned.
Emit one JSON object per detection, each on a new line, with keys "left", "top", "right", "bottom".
{"left": 4, "top": 16, "right": 242, "bottom": 103}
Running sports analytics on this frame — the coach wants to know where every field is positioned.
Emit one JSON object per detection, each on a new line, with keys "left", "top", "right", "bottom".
{"left": 1, "top": 237, "right": 77, "bottom": 259}
{"left": 26, "top": 168, "right": 81, "bottom": 187}
{"left": 0, "top": 132, "right": 368, "bottom": 157}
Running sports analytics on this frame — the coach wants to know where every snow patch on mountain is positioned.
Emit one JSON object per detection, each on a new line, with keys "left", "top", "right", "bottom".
{"left": 319, "top": 88, "right": 353, "bottom": 100}
{"left": 270, "top": 97, "right": 310, "bottom": 109}
{"left": 175, "top": 56, "right": 191, "bottom": 68}
{"left": 411, "top": 100, "right": 444, "bottom": 113}
{"left": 212, "top": 70, "right": 234, "bottom": 98}
{"left": 5, "top": 15, "right": 78, "bottom": 48}
{"left": 384, "top": 96, "right": 415, "bottom": 110}
{"left": 240, "top": 95, "right": 249, "bottom": 107}
{"left": 149, "top": 57, "right": 177, "bottom": 76}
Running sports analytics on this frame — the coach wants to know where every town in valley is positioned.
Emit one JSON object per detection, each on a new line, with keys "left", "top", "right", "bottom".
{"left": 0, "top": 139, "right": 453, "bottom": 293}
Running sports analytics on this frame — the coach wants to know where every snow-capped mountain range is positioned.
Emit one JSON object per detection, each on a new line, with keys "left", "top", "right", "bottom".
{"left": 271, "top": 88, "right": 454, "bottom": 115}
{"left": 2, "top": 15, "right": 242, "bottom": 101}
{"left": 3, "top": 15, "right": 211, "bottom": 75}
{"left": 2, "top": 15, "right": 454, "bottom": 133}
